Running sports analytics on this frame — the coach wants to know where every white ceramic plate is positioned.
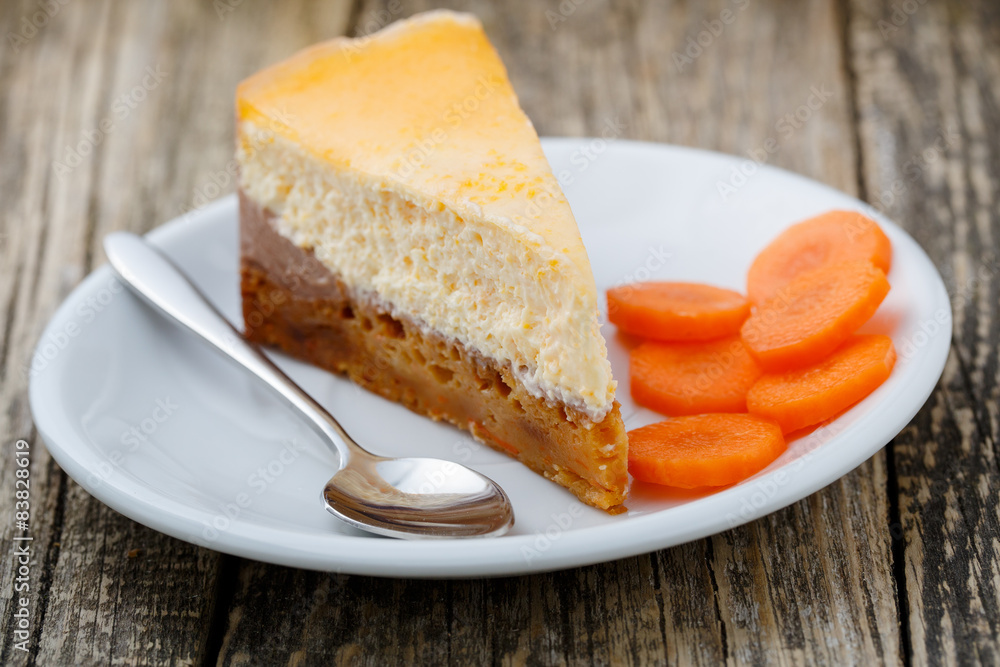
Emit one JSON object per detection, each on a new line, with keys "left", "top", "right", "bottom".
{"left": 29, "top": 139, "right": 950, "bottom": 577}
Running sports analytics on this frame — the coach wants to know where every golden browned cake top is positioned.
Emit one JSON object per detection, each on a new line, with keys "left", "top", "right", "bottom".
{"left": 236, "top": 10, "right": 617, "bottom": 421}
{"left": 236, "top": 10, "right": 593, "bottom": 280}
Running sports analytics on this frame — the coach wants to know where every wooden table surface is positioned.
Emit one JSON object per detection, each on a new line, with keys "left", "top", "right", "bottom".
{"left": 1, "top": 0, "right": 998, "bottom": 664}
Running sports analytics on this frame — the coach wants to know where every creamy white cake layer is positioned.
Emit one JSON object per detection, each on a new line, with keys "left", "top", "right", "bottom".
{"left": 237, "top": 121, "right": 615, "bottom": 422}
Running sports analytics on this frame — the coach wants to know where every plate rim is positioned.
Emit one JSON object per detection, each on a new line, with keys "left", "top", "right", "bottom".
{"left": 28, "top": 139, "right": 952, "bottom": 578}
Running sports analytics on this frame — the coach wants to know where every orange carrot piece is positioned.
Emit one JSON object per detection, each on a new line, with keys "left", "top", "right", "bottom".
{"left": 627, "top": 414, "right": 786, "bottom": 488}
{"left": 740, "top": 260, "right": 890, "bottom": 371}
{"left": 747, "top": 210, "right": 892, "bottom": 304}
{"left": 607, "top": 282, "right": 750, "bottom": 341}
{"left": 747, "top": 334, "right": 896, "bottom": 433}
{"left": 630, "top": 337, "right": 762, "bottom": 415}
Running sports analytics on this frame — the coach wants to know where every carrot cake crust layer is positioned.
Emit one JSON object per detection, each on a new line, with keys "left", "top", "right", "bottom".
{"left": 239, "top": 189, "right": 629, "bottom": 511}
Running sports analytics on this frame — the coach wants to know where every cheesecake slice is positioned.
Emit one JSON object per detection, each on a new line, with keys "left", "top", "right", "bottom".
{"left": 236, "top": 10, "right": 629, "bottom": 511}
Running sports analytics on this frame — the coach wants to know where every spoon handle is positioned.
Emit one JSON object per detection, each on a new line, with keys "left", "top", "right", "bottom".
{"left": 103, "top": 231, "right": 363, "bottom": 465}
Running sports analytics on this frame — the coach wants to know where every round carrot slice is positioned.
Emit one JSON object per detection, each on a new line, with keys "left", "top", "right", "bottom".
{"left": 627, "top": 414, "right": 786, "bottom": 488}
{"left": 740, "top": 260, "right": 890, "bottom": 371}
{"left": 607, "top": 282, "right": 749, "bottom": 341}
{"left": 747, "top": 334, "right": 896, "bottom": 433}
{"left": 747, "top": 210, "right": 892, "bottom": 304}
{"left": 630, "top": 337, "right": 762, "bottom": 415}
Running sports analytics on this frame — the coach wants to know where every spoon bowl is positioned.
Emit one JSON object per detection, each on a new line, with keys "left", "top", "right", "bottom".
{"left": 103, "top": 231, "right": 515, "bottom": 539}
{"left": 323, "top": 454, "right": 514, "bottom": 538}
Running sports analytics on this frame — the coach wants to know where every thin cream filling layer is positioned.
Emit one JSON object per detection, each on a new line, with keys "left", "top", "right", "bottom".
{"left": 237, "top": 122, "right": 615, "bottom": 422}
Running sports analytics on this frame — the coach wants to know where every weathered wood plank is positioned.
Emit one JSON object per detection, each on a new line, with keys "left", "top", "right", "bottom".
{"left": 0, "top": 0, "right": 348, "bottom": 664}
{"left": 18, "top": 0, "right": 1000, "bottom": 664}
{"left": 0, "top": 1, "right": 225, "bottom": 663}
{"left": 848, "top": 0, "right": 1000, "bottom": 664}
{"left": 214, "top": 1, "right": 900, "bottom": 664}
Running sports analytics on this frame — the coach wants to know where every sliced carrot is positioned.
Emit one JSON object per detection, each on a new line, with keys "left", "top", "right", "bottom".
{"left": 747, "top": 210, "right": 892, "bottom": 304}
{"left": 627, "top": 414, "right": 786, "bottom": 488}
{"left": 630, "top": 337, "right": 762, "bottom": 415}
{"left": 740, "top": 260, "right": 890, "bottom": 371}
{"left": 607, "top": 282, "right": 750, "bottom": 341}
{"left": 747, "top": 334, "right": 896, "bottom": 433}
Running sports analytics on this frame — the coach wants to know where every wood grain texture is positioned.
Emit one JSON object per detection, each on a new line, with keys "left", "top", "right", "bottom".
{"left": 0, "top": 0, "right": 994, "bottom": 664}
{"left": 848, "top": 0, "right": 1000, "bottom": 664}
{"left": 0, "top": 1, "right": 352, "bottom": 665}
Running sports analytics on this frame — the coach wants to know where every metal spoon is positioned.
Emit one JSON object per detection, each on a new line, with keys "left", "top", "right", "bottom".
{"left": 103, "top": 232, "right": 514, "bottom": 539}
